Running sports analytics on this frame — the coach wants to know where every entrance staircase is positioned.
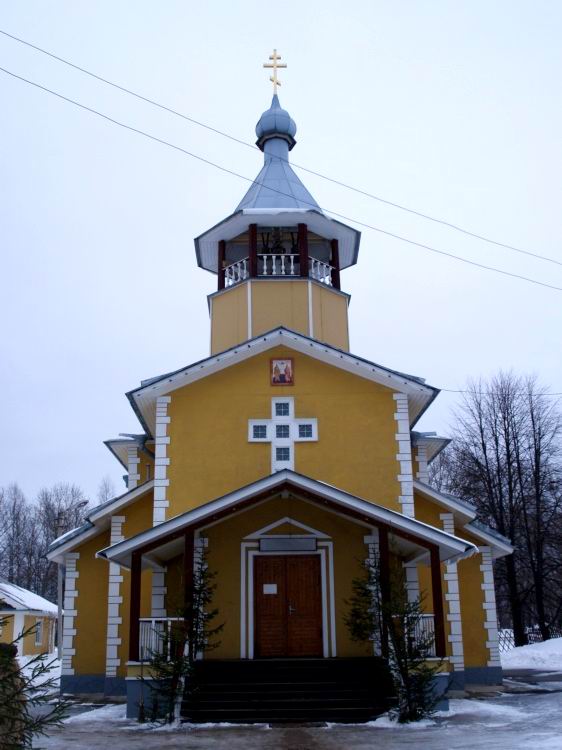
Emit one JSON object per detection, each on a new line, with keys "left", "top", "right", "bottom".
{"left": 181, "top": 657, "right": 395, "bottom": 723}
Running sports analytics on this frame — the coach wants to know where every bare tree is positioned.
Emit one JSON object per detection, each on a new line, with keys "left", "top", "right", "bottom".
{"left": 96, "top": 475, "right": 116, "bottom": 506}
{"left": 432, "top": 372, "right": 562, "bottom": 645}
{"left": 0, "top": 483, "right": 89, "bottom": 603}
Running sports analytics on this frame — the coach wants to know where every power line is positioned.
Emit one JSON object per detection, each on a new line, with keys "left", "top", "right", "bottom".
{"left": 441, "top": 389, "right": 562, "bottom": 397}
{"left": 1, "top": 64, "right": 562, "bottom": 295}
{"left": 1, "top": 27, "right": 561, "bottom": 270}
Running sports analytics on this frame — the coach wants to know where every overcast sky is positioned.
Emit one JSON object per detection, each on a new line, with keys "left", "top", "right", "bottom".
{"left": 1, "top": 1, "right": 561, "bottom": 502}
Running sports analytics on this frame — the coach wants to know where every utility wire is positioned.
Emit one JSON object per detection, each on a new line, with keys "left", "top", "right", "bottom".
{"left": 441, "top": 389, "right": 562, "bottom": 397}
{"left": 1, "top": 64, "right": 562, "bottom": 295}
{"left": 1, "top": 27, "right": 561, "bottom": 269}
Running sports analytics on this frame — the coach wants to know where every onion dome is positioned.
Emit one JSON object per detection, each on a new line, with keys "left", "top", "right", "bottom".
{"left": 255, "top": 94, "right": 297, "bottom": 151}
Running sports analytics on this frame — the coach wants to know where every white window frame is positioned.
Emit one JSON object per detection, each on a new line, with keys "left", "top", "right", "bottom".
{"left": 34, "top": 618, "right": 43, "bottom": 647}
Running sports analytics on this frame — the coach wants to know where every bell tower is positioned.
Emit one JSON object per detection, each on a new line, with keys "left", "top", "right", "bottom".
{"left": 194, "top": 56, "right": 360, "bottom": 354}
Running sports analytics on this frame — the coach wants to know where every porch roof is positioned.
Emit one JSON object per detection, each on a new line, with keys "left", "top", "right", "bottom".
{"left": 96, "top": 470, "right": 477, "bottom": 569}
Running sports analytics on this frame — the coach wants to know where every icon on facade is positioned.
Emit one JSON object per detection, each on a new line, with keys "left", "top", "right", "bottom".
{"left": 271, "top": 358, "right": 294, "bottom": 386}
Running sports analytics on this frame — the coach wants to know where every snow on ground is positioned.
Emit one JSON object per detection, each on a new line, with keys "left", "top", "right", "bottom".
{"left": 65, "top": 704, "right": 129, "bottom": 724}
{"left": 501, "top": 637, "right": 562, "bottom": 670}
{"left": 38, "top": 692, "right": 562, "bottom": 749}
{"left": 18, "top": 652, "right": 61, "bottom": 692}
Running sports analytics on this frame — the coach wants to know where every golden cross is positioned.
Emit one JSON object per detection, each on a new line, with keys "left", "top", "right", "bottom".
{"left": 263, "top": 49, "right": 287, "bottom": 95}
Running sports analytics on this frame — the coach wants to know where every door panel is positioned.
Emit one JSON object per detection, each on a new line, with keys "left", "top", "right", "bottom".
{"left": 255, "top": 556, "right": 287, "bottom": 657}
{"left": 254, "top": 555, "right": 323, "bottom": 658}
{"left": 287, "top": 556, "right": 323, "bottom": 657}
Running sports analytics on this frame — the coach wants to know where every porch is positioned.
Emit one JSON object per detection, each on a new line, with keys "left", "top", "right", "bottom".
{"left": 96, "top": 472, "right": 475, "bottom": 669}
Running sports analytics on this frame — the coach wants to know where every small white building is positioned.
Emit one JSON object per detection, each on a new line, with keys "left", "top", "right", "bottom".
{"left": 0, "top": 582, "right": 57, "bottom": 655}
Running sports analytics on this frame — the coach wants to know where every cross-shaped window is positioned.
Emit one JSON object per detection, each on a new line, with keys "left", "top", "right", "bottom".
{"left": 248, "top": 397, "right": 318, "bottom": 472}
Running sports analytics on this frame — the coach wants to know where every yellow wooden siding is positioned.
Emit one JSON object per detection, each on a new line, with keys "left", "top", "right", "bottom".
{"left": 166, "top": 346, "right": 401, "bottom": 517}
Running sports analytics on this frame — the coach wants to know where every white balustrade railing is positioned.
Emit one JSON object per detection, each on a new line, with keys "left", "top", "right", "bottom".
{"left": 412, "top": 614, "right": 436, "bottom": 657}
{"left": 259, "top": 253, "right": 298, "bottom": 277}
{"left": 139, "top": 617, "right": 185, "bottom": 661}
{"left": 224, "top": 258, "right": 249, "bottom": 286}
{"left": 309, "top": 257, "right": 333, "bottom": 285}
{"left": 222, "top": 254, "right": 333, "bottom": 286}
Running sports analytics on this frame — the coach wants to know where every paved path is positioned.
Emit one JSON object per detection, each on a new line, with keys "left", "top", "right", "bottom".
{"left": 38, "top": 691, "right": 562, "bottom": 749}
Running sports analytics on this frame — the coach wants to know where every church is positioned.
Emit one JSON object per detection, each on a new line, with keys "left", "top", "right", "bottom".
{"left": 48, "top": 56, "right": 512, "bottom": 722}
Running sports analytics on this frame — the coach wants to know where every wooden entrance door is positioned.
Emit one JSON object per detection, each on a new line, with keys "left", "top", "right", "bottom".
{"left": 254, "top": 555, "right": 323, "bottom": 658}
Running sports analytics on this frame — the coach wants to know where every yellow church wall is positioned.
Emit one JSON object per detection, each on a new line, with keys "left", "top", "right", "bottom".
{"left": 250, "top": 280, "right": 310, "bottom": 340}
{"left": 413, "top": 494, "right": 443, "bottom": 527}
{"left": 199, "top": 495, "right": 372, "bottom": 659}
{"left": 456, "top": 531, "right": 491, "bottom": 668}
{"left": 122, "top": 492, "right": 154, "bottom": 539}
{"left": 138, "top": 448, "right": 155, "bottom": 484}
{"left": 117, "top": 493, "right": 155, "bottom": 676}
{"left": 310, "top": 282, "right": 349, "bottom": 350}
{"left": 210, "top": 283, "right": 248, "bottom": 354}
{"left": 209, "top": 280, "right": 350, "bottom": 354}
{"left": 166, "top": 346, "right": 401, "bottom": 518}
{"left": 73, "top": 530, "right": 111, "bottom": 676}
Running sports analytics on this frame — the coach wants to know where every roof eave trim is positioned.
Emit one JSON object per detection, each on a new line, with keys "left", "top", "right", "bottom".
{"left": 97, "top": 470, "right": 476, "bottom": 568}
{"left": 413, "top": 480, "right": 477, "bottom": 521}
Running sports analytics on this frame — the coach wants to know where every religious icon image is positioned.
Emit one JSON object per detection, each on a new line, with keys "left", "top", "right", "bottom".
{"left": 271, "top": 358, "right": 294, "bottom": 385}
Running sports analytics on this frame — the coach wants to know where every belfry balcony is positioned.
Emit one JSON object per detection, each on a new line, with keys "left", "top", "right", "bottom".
{"left": 224, "top": 254, "right": 334, "bottom": 287}
{"left": 217, "top": 223, "right": 341, "bottom": 291}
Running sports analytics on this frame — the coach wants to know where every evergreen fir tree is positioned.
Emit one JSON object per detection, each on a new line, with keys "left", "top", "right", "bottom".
{"left": 139, "top": 549, "right": 223, "bottom": 724}
{"left": 345, "top": 554, "right": 444, "bottom": 723}
{"left": 0, "top": 618, "right": 67, "bottom": 748}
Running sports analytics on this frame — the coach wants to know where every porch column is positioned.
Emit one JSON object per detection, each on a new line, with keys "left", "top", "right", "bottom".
{"left": 430, "top": 545, "right": 447, "bottom": 658}
{"left": 330, "top": 239, "right": 341, "bottom": 289}
{"left": 378, "top": 525, "right": 391, "bottom": 658}
{"left": 184, "top": 529, "right": 195, "bottom": 648}
{"left": 249, "top": 223, "right": 258, "bottom": 278}
{"left": 298, "top": 223, "right": 309, "bottom": 277}
{"left": 218, "top": 240, "right": 225, "bottom": 290}
{"left": 128, "top": 551, "right": 141, "bottom": 662}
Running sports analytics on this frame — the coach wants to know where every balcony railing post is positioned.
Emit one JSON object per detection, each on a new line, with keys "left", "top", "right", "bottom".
{"left": 330, "top": 239, "right": 341, "bottom": 290}
{"left": 249, "top": 224, "right": 258, "bottom": 278}
{"left": 298, "top": 224, "right": 308, "bottom": 278}
{"left": 378, "top": 525, "right": 391, "bottom": 659}
{"left": 430, "top": 545, "right": 447, "bottom": 658}
{"left": 218, "top": 240, "right": 225, "bottom": 291}
{"left": 129, "top": 551, "right": 141, "bottom": 662}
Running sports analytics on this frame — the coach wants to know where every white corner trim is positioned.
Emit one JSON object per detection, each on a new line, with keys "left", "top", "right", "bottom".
{"left": 61, "top": 553, "right": 80, "bottom": 675}
{"left": 153, "top": 396, "right": 172, "bottom": 526}
{"left": 105, "top": 517, "right": 125, "bottom": 678}
{"left": 440, "top": 513, "right": 464, "bottom": 671}
{"left": 393, "top": 393, "right": 415, "bottom": 517}
{"left": 127, "top": 447, "right": 140, "bottom": 490}
{"left": 415, "top": 444, "right": 429, "bottom": 484}
{"left": 479, "top": 545, "right": 501, "bottom": 667}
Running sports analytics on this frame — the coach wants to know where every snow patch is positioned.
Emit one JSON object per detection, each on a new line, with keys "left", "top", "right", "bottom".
{"left": 18, "top": 653, "right": 61, "bottom": 692}
{"left": 501, "top": 637, "right": 562, "bottom": 671}
{"left": 64, "top": 704, "right": 128, "bottom": 723}
{"left": 0, "top": 582, "right": 57, "bottom": 614}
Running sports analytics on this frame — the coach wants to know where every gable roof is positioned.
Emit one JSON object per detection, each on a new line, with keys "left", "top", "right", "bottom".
{"left": 0, "top": 582, "right": 57, "bottom": 614}
{"left": 97, "top": 469, "right": 477, "bottom": 569}
{"left": 127, "top": 327, "right": 439, "bottom": 437}
{"left": 46, "top": 480, "right": 155, "bottom": 563}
